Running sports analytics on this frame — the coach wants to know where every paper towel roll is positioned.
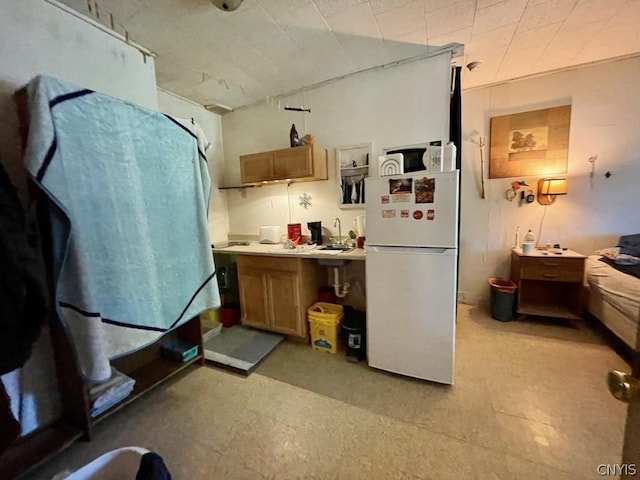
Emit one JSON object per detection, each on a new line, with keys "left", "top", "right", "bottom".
{"left": 355, "top": 215, "right": 366, "bottom": 237}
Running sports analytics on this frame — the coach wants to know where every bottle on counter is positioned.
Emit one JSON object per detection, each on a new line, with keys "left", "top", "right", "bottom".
{"left": 524, "top": 229, "right": 535, "bottom": 244}
{"left": 289, "top": 124, "right": 299, "bottom": 147}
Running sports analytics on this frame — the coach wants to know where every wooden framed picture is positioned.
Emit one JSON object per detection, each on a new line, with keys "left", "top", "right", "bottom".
{"left": 489, "top": 105, "right": 571, "bottom": 179}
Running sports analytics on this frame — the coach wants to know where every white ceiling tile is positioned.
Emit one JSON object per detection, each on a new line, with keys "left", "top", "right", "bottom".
{"left": 477, "top": 0, "right": 505, "bottom": 8}
{"left": 467, "top": 22, "right": 517, "bottom": 53}
{"left": 424, "top": 0, "right": 461, "bottom": 13}
{"left": 375, "top": 0, "right": 425, "bottom": 39}
{"left": 460, "top": 50, "right": 503, "bottom": 88}
{"left": 428, "top": 26, "right": 472, "bottom": 48}
{"left": 385, "top": 30, "right": 433, "bottom": 60}
{"left": 222, "top": 5, "right": 284, "bottom": 45}
{"left": 314, "top": 0, "right": 367, "bottom": 17}
{"left": 533, "top": 46, "right": 583, "bottom": 72}
{"left": 95, "top": 0, "right": 146, "bottom": 22}
{"left": 609, "top": 0, "right": 640, "bottom": 27}
{"left": 473, "top": 0, "right": 527, "bottom": 35}
{"left": 497, "top": 45, "right": 545, "bottom": 79}
{"left": 390, "top": 26, "right": 427, "bottom": 44}
{"left": 258, "top": 0, "right": 313, "bottom": 19}
{"left": 58, "top": 0, "right": 640, "bottom": 107}
{"left": 277, "top": 3, "right": 338, "bottom": 51}
{"left": 564, "top": 0, "right": 626, "bottom": 27}
{"left": 510, "top": 23, "right": 561, "bottom": 50}
{"left": 426, "top": 0, "right": 475, "bottom": 38}
{"left": 119, "top": 7, "right": 176, "bottom": 48}
{"left": 518, "top": 0, "right": 576, "bottom": 32}
{"left": 549, "top": 18, "right": 607, "bottom": 50}
{"left": 369, "top": 0, "right": 413, "bottom": 15}
{"left": 574, "top": 23, "right": 640, "bottom": 63}
{"left": 341, "top": 36, "right": 392, "bottom": 69}
{"left": 171, "top": 6, "right": 234, "bottom": 44}
{"left": 140, "top": 0, "right": 207, "bottom": 17}
{"left": 252, "top": 30, "right": 303, "bottom": 64}
{"left": 326, "top": 3, "right": 380, "bottom": 37}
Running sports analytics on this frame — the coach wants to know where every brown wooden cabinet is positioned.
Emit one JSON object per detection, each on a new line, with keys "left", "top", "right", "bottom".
{"left": 237, "top": 255, "right": 323, "bottom": 339}
{"left": 510, "top": 248, "right": 586, "bottom": 320}
{"left": 240, "top": 144, "right": 327, "bottom": 185}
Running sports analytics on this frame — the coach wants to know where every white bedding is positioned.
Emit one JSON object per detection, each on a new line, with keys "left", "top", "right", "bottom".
{"left": 586, "top": 255, "right": 640, "bottom": 349}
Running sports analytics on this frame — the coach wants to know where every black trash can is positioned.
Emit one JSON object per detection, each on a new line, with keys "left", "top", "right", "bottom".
{"left": 488, "top": 278, "right": 517, "bottom": 322}
{"left": 343, "top": 307, "right": 366, "bottom": 362}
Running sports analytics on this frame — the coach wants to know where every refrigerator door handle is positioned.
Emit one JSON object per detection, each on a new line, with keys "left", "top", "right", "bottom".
{"left": 367, "top": 246, "right": 457, "bottom": 255}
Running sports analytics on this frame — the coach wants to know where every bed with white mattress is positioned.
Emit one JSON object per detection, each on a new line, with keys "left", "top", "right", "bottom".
{"left": 586, "top": 255, "right": 640, "bottom": 350}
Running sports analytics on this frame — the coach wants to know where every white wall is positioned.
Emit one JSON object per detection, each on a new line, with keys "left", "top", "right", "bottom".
{"left": 459, "top": 56, "right": 640, "bottom": 304}
{"left": 0, "top": 0, "right": 157, "bottom": 435}
{"left": 157, "top": 89, "right": 230, "bottom": 245}
{"left": 221, "top": 53, "right": 452, "bottom": 240}
{"left": 0, "top": 0, "right": 157, "bottom": 196}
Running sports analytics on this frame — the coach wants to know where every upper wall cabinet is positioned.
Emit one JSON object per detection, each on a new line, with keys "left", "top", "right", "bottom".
{"left": 240, "top": 144, "right": 328, "bottom": 185}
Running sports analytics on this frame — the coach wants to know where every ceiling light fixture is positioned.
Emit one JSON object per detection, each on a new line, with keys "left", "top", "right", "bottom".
{"left": 211, "top": 0, "right": 242, "bottom": 12}
{"left": 466, "top": 60, "right": 483, "bottom": 71}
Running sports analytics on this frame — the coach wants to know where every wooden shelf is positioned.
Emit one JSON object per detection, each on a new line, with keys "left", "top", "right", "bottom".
{"left": 340, "top": 165, "right": 369, "bottom": 176}
{"left": 0, "top": 420, "right": 84, "bottom": 480}
{"left": 91, "top": 355, "right": 203, "bottom": 425}
{"left": 517, "top": 302, "right": 582, "bottom": 320}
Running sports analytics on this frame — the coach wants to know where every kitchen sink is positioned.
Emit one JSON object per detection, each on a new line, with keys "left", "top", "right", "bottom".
{"left": 317, "top": 244, "right": 353, "bottom": 251}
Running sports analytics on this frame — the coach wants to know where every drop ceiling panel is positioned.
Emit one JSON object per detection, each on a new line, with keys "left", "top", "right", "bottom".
{"left": 375, "top": 0, "right": 425, "bottom": 39}
{"left": 472, "top": 0, "right": 528, "bottom": 35}
{"left": 426, "top": 1, "right": 476, "bottom": 39}
{"left": 55, "top": 0, "right": 640, "bottom": 109}
{"left": 325, "top": 2, "right": 381, "bottom": 37}
{"left": 467, "top": 23, "right": 518, "bottom": 53}
{"left": 518, "top": 0, "right": 576, "bottom": 31}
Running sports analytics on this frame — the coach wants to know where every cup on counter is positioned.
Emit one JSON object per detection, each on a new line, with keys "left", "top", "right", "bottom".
{"left": 357, "top": 236, "right": 365, "bottom": 249}
{"left": 522, "top": 242, "right": 534, "bottom": 255}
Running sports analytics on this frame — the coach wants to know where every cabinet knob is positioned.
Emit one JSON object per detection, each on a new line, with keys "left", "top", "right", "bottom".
{"left": 542, "top": 273, "right": 559, "bottom": 278}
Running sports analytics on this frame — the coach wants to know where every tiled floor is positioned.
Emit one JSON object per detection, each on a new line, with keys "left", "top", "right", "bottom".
{"left": 25, "top": 305, "right": 629, "bottom": 479}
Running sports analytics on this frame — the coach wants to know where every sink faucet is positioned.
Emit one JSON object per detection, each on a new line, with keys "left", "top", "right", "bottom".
{"left": 334, "top": 217, "right": 342, "bottom": 245}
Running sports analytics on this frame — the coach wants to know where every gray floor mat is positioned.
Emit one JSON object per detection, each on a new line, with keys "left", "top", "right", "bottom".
{"left": 203, "top": 325, "right": 284, "bottom": 375}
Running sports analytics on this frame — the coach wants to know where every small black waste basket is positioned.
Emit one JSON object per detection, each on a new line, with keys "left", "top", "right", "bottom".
{"left": 343, "top": 307, "right": 366, "bottom": 362}
{"left": 488, "top": 278, "right": 517, "bottom": 322}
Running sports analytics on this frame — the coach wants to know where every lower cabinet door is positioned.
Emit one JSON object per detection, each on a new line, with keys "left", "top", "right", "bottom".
{"left": 238, "top": 269, "right": 269, "bottom": 329}
{"left": 266, "top": 271, "right": 304, "bottom": 337}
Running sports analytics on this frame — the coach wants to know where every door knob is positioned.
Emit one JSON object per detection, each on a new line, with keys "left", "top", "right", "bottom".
{"left": 607, "top": 370, "right": 640, "bottom": 403}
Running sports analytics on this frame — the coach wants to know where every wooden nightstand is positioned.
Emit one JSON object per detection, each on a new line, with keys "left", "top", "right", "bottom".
{"left": 510, "top": 248, "right": 586, "bottom": 320}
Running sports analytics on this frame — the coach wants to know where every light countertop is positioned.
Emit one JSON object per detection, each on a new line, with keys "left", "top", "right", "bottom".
{"left": 511, "top": 247, "right": 585, "bottom": 258}
{"left": 212, "top": 242, "right": 366, "bottom": 261}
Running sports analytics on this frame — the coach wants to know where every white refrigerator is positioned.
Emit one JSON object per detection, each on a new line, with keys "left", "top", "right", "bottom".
{"left": 365, "top": 170, "right": 459, "bottom": 384}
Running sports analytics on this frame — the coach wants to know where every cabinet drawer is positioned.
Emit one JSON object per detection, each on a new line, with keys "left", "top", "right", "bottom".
{"left": 519, "top": 257, "right": 584, "bottom": 282}
{"left": 237, "top": 255, "right": 300, "bottom": 273}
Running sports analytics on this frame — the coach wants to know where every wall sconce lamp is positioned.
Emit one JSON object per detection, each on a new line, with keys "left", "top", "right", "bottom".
{"left": 537, "top": 178, "right": 567, "bottom": 205}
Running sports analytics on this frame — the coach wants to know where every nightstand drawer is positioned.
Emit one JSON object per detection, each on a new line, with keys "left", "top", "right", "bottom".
{"left": 520, "top": 257, "right": 584, "bottom": 282}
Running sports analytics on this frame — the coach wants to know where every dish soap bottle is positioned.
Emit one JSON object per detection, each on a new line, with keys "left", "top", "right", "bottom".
{"left": 524, "top": 229, "right": 535, "bottom": 244}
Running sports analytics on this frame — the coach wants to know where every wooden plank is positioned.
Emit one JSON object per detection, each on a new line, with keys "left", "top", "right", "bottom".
{"left": 0, "top": 420, "right": 83, "bottom": 480}
{"left": 91, "top": 360, "right": 202, "bottom": 425}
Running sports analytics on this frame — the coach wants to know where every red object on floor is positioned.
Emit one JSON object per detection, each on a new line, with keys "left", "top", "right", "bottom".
{"left": 219, "top": 305, "right": 239, "bottom": 328}
{"left": 317, "top": 286, "right": 337, "bottom": 304}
